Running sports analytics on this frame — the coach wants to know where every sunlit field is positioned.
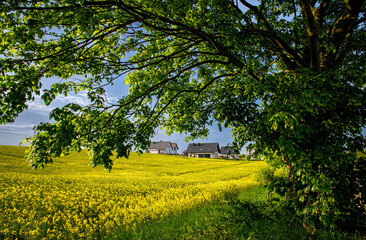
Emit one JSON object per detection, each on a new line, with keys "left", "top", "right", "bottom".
{"left": 0, "top": 145, "right": 265, "bottom": 239}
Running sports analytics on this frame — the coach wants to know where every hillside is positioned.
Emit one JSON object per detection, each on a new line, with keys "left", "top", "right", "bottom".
{"left": 0, "top": 145, "right": 265, "bottom": 239}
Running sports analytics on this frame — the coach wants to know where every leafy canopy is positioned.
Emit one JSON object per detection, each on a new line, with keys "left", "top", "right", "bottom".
{"left": 1, "top": 0, "right": 365, "bottom": 228}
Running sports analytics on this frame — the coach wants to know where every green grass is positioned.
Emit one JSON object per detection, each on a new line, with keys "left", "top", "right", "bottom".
{"left": 107, "top": 186, "right": 363, "bottom": 240}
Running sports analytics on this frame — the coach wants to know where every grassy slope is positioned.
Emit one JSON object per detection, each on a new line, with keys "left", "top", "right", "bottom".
{"left": 0, "top": 145, "right": 265, "bottom": 239}
{"left": 109, "top": 187, "right": 363, "bottom": 240}
{"left": 1, "top": 146, "right": 362, "bottom": 239}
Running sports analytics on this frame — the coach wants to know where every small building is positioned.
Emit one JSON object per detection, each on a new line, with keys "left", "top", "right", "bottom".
{"left": 146, "top": 141, "right": 178, "bottom": 155}
{"left": 186, "top": 142, "right": 220, "bottom": 158}
{"left": 220, "top": 146, "right": 238, "bottom": 158}
{"left": 171, "top": 143, "right": 179, "bottom": 155}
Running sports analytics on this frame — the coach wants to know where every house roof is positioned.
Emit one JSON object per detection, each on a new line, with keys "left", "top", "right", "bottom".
{"left": 171, "top": 143, "right": 179, "bottom": 149}
{"left": 220, "top": 146, "right": 237, "bottom": 155}
{"left": 148, "top": 141, "right": 172, "bottom": 150}
{"left": 186, "top": 143, "right": 220, "bottom": 153}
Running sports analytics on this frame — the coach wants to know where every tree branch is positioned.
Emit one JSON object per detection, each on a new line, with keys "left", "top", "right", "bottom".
{"left": 115, "top": 1, "right": 245, "bottom": 69}
{"left": 326, "top": 0, "right": 365, "bottom": 69}
{"left": 299, "top": 0, "right": 321, "bottom": 72}
{"left": 331, "top": 0, "right": 364, "bottom": 48}
{"left": 239, "top": 0, "right": 304, "bottom": 70}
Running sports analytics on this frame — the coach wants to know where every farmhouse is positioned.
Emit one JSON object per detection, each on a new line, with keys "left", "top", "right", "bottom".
{"left": 171, "top": 142, "right": 179, "bottom": 155}
{"left": 220, "top": 146, "right": 238, "bottom": 159}
{"left": 146, "top": 141, "right": 178, "bottom": 155}
{"left": 186, "top": 142, "right": 220, "bottom": 158}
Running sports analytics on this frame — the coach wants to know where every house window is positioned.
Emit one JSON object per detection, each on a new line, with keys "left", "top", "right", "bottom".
{"left": 198, "top": 154, "right": 211, "bottom": 158}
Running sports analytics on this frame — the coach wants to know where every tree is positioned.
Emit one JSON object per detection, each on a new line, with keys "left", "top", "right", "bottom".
{"left": 1, "top": 0, "right": 365, "bottom": 229}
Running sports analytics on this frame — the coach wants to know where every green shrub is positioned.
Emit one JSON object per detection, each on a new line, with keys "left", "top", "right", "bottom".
{"left": 226, "top": 187, "right": 361, "bottom": 240}
{"left": 256, "top": 166, "right": 276, "bottom": 185}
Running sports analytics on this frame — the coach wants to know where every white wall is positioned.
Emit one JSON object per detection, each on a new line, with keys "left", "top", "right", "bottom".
{"left": 164, "top": 144, "right": 173, "bottom": 154}
{"left": 148, "top": 149, "right": 159, "bottom": 154}
{"left": 189, "top": 152, "right": 218, "bottom": 158}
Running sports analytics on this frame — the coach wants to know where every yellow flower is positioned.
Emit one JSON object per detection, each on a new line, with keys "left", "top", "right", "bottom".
{"left": 0, "top": 147, "right": 264, "bottom": 239}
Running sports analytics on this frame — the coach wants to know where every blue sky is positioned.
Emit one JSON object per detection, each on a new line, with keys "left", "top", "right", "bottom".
{"left": 1, "top": 1, "right": 365, "bottom": 154}
{"left": 0, "top": 76, "right": 237, "bottom": 154}
{"left": 0, "top": 1, "right": 257, "bottom": 153}
{"left": 2, "top": 78, "right": 364, "bottom": 154}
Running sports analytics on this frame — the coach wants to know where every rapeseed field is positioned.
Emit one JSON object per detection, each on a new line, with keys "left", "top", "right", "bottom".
{"left": 0, "top": 145, "right": 265, "bottom": 239}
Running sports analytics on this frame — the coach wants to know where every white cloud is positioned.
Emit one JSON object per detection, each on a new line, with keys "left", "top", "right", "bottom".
{"left": 0, "top": 123, "right": 35, "bottom": 135}
{"left": 24, "top": 90, "right": 94, "bottom": 118}
{"left": 26, "top": 97, "right": 54, "bottom": 116}
{"left": 1, "top": 86, "right": 238, "bottom": 149}
{"left": 55, "top": 91, "right": 91, "bottom": 106}
{"left": 105, "top": 94, "right": 119, "bottom": 105}
{"left": 0, "top": 78, "right": 123, "bottom": 145}
{"left": 26, "top": 90, "right": 119, "bottom": 116}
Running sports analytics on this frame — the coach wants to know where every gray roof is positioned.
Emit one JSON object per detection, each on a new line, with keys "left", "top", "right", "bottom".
{"left": 186, "top": 143, "right": 220, "bottom": 153}
{"left": 148, "top": 141, "right": 172, "bottom": 150}
{"left": 220, "top": 146, "right": 237, "bottom": 155}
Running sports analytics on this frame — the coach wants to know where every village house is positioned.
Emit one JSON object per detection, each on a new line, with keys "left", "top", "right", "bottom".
{"left": 186, "top": 142, "right": 220, "bottom": 158}
{"left": 146, "top": 141, "right": 178, "bottom": 155}
{"left": 220, "top": 146, "right": 239, "bottom": 159}
{"left": 171, "top": 143, "right": 179, "bottom": 155}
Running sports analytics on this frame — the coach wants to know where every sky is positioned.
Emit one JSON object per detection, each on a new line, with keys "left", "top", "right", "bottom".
{"left": 2, "top": 76, "right": 365, "bottom": 154}
{"left": 0, "top": 76, "right": 237, "bottom": 154}
{"left": 0, "top": 1, "right": 257, "bottom": 153}
{"left": 1, "top": 0, "right": 365, "bottom": 154}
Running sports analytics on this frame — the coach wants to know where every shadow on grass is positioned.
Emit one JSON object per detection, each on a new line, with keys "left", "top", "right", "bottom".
{"left": 105, "top": 186, "right": 363, "bottom": 240}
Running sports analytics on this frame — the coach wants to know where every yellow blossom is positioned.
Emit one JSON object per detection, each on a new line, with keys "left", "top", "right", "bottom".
{"left": 0, "top": 146, "right": 265, "bottom": 239}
